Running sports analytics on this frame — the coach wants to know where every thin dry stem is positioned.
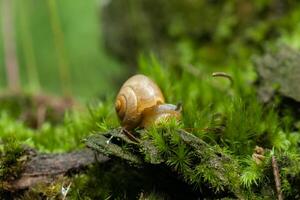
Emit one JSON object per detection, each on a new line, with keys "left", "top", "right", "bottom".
{"left": 272, "top": 155, "right": 283, "bottom": 200}
{"left": 212, "top": 72, "right": 234, "bottom": 86}
{"left": 18, "top": 0, "right": 41, "bottom": 91}
{"left": 46, "top": 0, "right": 72, "bottom": 96}
{"left": 2, "top": 0, "right": 21, "bottom": 92}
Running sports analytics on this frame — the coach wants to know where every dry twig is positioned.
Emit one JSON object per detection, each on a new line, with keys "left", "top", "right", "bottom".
{"left": 212, "top": 72, "right": 234, "bottom": 86}
{"left": 272, "top": 155, "right": 283, "bottom": 200}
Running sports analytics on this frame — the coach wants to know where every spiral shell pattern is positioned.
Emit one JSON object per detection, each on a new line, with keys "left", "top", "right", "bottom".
{"left": 115, "top": 74, "right": 165, "bottom": 130}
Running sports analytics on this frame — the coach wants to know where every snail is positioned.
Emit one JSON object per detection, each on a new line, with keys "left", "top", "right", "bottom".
{"left": 115, "top": 74, "right": 181, "bottom": 130}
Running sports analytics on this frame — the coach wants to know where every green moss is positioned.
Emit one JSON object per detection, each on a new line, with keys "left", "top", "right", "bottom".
{"left": 0, "top": 99, "right": 118, "bottom": 152}
{"left": 21, "top": 176, "right": 70, "bottom": 200}
{"left": 142, "top": 122, "right": 243, "bottom": 196}
{"left": 139, "top": 55, "right": 299, "bottom": 153}
{"left": 1, "top": 52, "right": 300, "bottom": 198}
{"left": 0, "top": 137, "right": 25, "bottom": 182}
{"left": 69, "top": 162, "right": 148, "bottom": 200}
{"left": 84, "top": 55, "right": 300, "bottom": 198}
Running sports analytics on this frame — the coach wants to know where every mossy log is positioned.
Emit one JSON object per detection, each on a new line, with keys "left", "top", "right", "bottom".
{"left": 85, "top": 128, "right": 245, "bottom": 199}
{"left": 3, "top": 148, "right": 108, "bottom": 191}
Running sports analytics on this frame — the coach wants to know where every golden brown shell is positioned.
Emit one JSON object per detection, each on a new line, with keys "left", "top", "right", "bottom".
{"left": 115, "top": 74, "right": 165, "bottom": 130}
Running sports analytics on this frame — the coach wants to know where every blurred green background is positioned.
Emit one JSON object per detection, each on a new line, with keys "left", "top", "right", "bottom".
{"left": 1, "top": 0, "right": 300, "bottom": 100}
{"left": 0, "top": 0, "right": 124, "bottom": 99}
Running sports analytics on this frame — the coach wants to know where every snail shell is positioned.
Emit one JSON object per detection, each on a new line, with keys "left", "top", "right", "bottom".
{"left": 115, "top": 74, "right": 165, "bottom": 130}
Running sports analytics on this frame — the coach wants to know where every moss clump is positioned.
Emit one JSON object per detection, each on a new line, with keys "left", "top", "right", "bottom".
{"left": 0, "top": 137, "right": 26, "bottom": 182}
{"left": 141, "top": 121, "right": 243, "bottom": 197}
{"left": 21, "top": 176, "right": 70, "bottom": 200}
{"left": 0, "top": 137, "right": 27, "bottom": 198}
{"left": 69, "top": 162, "right": 145, "bottom": 200}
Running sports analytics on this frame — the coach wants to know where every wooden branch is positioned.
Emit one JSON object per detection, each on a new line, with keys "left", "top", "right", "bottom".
{"left": 85, "top": 129, "right": 142, "bottom": 164}
{"left": 3, "top": 148, "right": 108, "bottom": 191}
{"left": 272, "top": 155, "right": 283, "bottom": 200}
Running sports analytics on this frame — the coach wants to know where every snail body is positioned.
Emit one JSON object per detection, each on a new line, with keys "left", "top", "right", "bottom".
{"left": 140, "top": 103, "right": 181, "bottom": 128}
{"left": 115, "top": 74, "right": 181, "bottom": 130}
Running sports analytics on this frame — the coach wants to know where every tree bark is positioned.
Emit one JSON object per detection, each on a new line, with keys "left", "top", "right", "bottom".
{"left": 3, "top": 148, "right": 108, "bottom": 191}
